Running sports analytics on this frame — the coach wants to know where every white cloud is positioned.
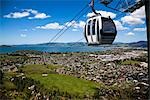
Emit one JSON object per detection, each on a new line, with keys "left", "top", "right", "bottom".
{"left": 65, "top": 20, "right": 85, "bottom": 29}
{"left": 72, "top": 29, "right": 78, "bottom": 32}
{"left": 126, "top": 32, "right": 135, "bottom": 36}
{"left": 36, "top": 20, "right": 85, "bottom": 30}
{"left": 28, "top": 13, "right": 50, "bottom": 19}
{"left": 20, "top": 33, "right": 27, "bottom": 37}
{"left": 21, "top": 29, "right": 28, "bottom": 31}
{"left": 73, "top": 21, "right": 85, "bottom": 29}
{"left": 121, "top": 6, "right": 145, "bottom": 25}
{"left": 87, "top": 10, "right": 116, "bottom": 19}
{"left": 25, "top": 9, "right": 38, "bottom": 14}
{"left": 121, "top": 15, "right": 144, "bottom": 25}
{"left": 136, "top": 0, "right": 141, "bottom": 2}
{"left": 4, "top": 9, "right": 50, "bottom": 19}
{"left": 131, "top": 6, "right": 145, "bottom": 19}
{"left": 24, "top": 9, "right": 50, "bottom": 19}
{"left": 4, "top": 12, "right": 30, "bottom": 18}
{"left": 65, "top": 21, "right": 76, "bottom": 27}
{"left": 32, "top": 28, "right": 36, "bottom": 31}
{"left": 133, "top": 27, "right": 146, "bottom": 31}
{"left": 114, "top": 20, "right": 129, "bottom": 31}
{"left": 36, "top": 22, "right": 64, "bottom": 30}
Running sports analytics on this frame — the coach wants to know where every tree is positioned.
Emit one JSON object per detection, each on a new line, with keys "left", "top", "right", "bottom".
{"left": 0, "top": 70, "right": 3, "bottom": 84}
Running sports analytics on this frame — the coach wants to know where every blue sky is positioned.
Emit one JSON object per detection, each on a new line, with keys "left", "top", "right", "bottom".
{"left": 0, "top": 0, "right": 147, "bottom": 45}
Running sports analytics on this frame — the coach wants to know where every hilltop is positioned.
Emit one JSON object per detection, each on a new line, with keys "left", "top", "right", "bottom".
{"left": 0, "top": 41, "right": 147, "bottom": 48}
{"left": 38, "top": 41, "right": 147, "bottom": 48}
{"left": 0, "top": 45, "right": 12, "bottom": 47}
{"left": 128, "top": 41, "right": 147, "bottom": 48}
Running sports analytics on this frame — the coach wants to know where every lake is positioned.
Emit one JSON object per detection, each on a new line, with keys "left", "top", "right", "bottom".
{"left": 0, "top": 45, "right": 115, "bottom": 54}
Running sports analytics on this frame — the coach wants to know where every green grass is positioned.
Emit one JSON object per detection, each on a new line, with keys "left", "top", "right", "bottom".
{"left": 2, "top": 72, "right": 17, "bottom": 90}
{"left": 21, "top": 64, "right": 135, "bottom": 99}
{"left": 21, "top": 64, "right": 61, "bottom": 74}
{"left": 3, "top": 80, "right": 16, "bottom": 90}
{"left": 28, "top": 74, "right": 101, "bottom": 98}
{"left": 21, "top": 64, "right": 102, "bottom": 98}
{"left": 121, "top": 60, "right": 140, "bottom": 65}
{"left": 3, "top": 64, "right": 136, "bottom": 99}
{"left": 0, "top": 55, "right": 29, "bottom": 65}
{"left": 0, "top": 55, "right": 28, "bottom": 61}
{"left": 0, "top": 55, "right": 19, "bottom": 61}
{"left": 4, "top": 72, "right": 17, "bottom": 78}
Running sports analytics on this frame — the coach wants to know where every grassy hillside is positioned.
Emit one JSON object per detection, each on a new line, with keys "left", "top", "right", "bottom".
{"left": 21, "top": 64, "right": 60, "bottom": 74}
{"left": 29, "top": 74, "right": 100, "bottom": 98}
{"left": 21, "top": 64, "right": 101, "bottom": 98}
{"left": 1, "top": 64, "right": 138, "bottom": 99}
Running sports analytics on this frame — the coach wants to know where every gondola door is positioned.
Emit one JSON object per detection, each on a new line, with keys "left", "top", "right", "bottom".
{"left": 96, "top": 16, "right": 102, "bottom": 44}
{"left": 86, "top": 19, "right": 92, "bottom": 44}
{"left": 91, "top": 18, "right": 97, "bottom": 44}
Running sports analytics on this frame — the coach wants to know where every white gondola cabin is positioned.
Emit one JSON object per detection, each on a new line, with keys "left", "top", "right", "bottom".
{"left": 84, "top": 15, "right": 117, "bottom": 45}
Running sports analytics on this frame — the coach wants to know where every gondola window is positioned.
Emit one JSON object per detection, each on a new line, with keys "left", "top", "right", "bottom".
{"left": 92, "top": 19, "right": 96, "bottom": 35}
{"left": 88, "top": 20, "right": 91, "bottom": 35}
{"left": 102, "top": 18, "right": 116, "bottom": 33}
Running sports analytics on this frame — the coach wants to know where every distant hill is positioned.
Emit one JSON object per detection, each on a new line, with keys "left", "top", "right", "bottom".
{"left": 40, "top": 42, "right": 87, "bottom": 46}
{"left": 0, "top": 41, "right": 147, "bottom": 48}
{"left": 0, "top": 45, "right": 12, "bottom": 47}
{"left": 40, "top": 41, "right": 147, "bottom": 48}
{"left": 128, "top": 41, "right": 147, "bottom": 48}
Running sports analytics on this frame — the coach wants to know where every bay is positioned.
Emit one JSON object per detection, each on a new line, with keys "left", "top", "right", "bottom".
{"left": 0, "top": 44, "right": 114, "bottom": 54}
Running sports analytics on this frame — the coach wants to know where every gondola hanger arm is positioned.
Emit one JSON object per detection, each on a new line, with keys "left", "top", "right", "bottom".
{"left": 89, "top": 0, "right": 101, "bottom": 16}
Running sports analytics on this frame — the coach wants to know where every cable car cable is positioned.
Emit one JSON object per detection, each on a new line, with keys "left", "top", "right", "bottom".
{"left": 49, "top": 5, "right": 88, "bottom": 42}
{"left": 99, "top": 0, "right": 125, "bottom": 13}
{"left": 51, "top": 0, "right": 101, "bottom": 43}
{"left": 114, "top": 0, "right": 122, "bottom": 9}
{"left": 49, "top": 4, "right": 89, "bottom": 43}
{"left": 49, "top": 0, "right": 100, "bottom": 43}
{"left": 105, "top": 5, "right": 125, "bottom": 13}
{"left": 52, "top": 7, "right": 90, "bottom": 42}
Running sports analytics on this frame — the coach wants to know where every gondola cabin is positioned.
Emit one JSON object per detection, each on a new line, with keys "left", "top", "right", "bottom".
{"left": 84, "top": 15, "right": 117, "bottom": 45}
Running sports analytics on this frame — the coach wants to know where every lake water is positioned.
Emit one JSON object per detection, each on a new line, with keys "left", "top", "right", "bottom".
{"left": 0, "top": 45, "right": 115, "bottom": 54}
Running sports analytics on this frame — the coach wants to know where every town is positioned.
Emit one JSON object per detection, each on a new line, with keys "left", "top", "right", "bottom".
{"left": 0, "top": 48, "right": 148, "bottom": 99}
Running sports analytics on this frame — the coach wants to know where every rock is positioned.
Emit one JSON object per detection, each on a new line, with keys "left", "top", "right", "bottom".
{"left": 141, "top": 78, "right": 148, "bottom": 82}
{"left": 128, "top": 76, "right": 133, "bottom": 80}
{"left": 140, "top": 82, "right": 149, "bottom": 87}
{"left": 135, "top": 87, "right": 140, "bottom": 90}
{"left": 108, "top": 79, "right": 114, "bottom": 84}
{"left": 93, "top": 78, "right": 97, "bottom": 81}
{"left": 42, "top": 74, "right": 48, "bottom": 77}
{"left": 31, "top": 91, "right": 34, "bottom": 95}
{"left": 11, "top": 78, "right": 14, "bottom": 81}
{"left": 140, "top": 62, "right": 148, "bottom": 67}
{"left": 96, "top": 75, "right": 100, "bottom": 79}
{"left": 28, "top": 85, "right": 35, "bottom": 90}
{"left": 133, "top": 80, "right": 138, "bottom": 83}
{"left": 138, "top": 73, "right": 144, "bottom": 76}
{"left": 22, "top": 76, "right": 26, "bottom": 79}
{"left": 99, "top": 69, "right": 105, "bottom": 73}
{"left": 101, "top": 96, "right": 108, "bottom": 100}
{"left": 20, "top": 73, "right": 24, "bottom": 76}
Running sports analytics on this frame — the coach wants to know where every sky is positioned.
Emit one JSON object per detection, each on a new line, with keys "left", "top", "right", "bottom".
{"left": 0, "top": 0, "right": 147, "bottom": 45}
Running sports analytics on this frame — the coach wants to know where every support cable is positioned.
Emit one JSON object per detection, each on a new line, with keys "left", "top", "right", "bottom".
{"left": 49, "top": 4, "right": 89, "bottom": 43}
